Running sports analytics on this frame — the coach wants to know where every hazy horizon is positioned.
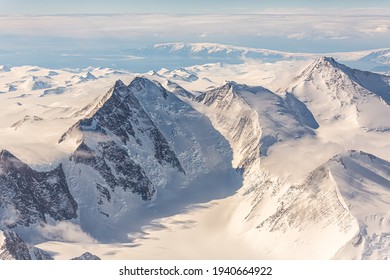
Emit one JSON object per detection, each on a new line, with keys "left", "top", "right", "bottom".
{"left": 1, "top": 1, "right": 389, "bottom": 70}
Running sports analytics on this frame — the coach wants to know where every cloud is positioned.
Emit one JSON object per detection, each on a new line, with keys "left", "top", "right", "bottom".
{"left": 36, "top": 221, "right": 97, "bottom": 243}
{"left": 0, "top": 10, "right": 389, "bottom": 50}
{"left": 262, "top": 136, "right": 345, "bottom": 183}
{"left": 90, "top": 55, "right": 144, "bottom": 61}
{"left": 287, "top": 33, "right": 306, "bottom": 40}
{"left": 0, "top": 204, "right": 21, "bottom": 227}
{"left": 373, "top": 25, "right": 388, "bottom": 33}
{"left": 329, "top": 36, "right": 349, "bottom": 40}
{"left": 358, "top": 24, "right": 389, "bottom": 36}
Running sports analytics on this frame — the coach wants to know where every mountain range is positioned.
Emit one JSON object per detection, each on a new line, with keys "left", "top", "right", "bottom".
{"left": 133, "top": 43, "right": 390, "bottom": 71}
{"left": 0, "top": 52, "right": 389, "bottom": 259}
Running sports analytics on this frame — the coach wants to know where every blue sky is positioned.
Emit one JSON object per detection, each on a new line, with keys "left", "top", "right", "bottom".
{"left": 1, "top": 0, "right": 390, "bottom": 14}
{"left": 0, "top": 1, "right": 389, "bottom": 69}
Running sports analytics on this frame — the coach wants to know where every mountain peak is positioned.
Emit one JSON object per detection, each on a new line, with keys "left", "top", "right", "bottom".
{"left": 71, "top": 252, "right": 101, "bottom": 260}
{"left": 129, "top": 77, "right": 169, "bottom": 99}
{"left": 103, "top": 79, "right": 129, "bottom": 101}
{"left": 130, "top": 76, "right": 153, "bottom": 87}
{"left": 84, "top": 72, "right": 97, "bottom": 80}
{"left": 310, "top": 56, "right": 344, "bottom": 72}
{"left": 114, "top": 79, "right": 126, "bottom": 88}
{"left": 317, "top": 56, "right": 337, "bottom": 64}
{"left": 291, "top": 56, "right": 355, "bottom": 87}
{"left": 0, "top": 149, "right": 18, "bottom": 162}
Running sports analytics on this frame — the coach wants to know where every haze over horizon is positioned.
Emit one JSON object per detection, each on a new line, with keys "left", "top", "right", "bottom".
{"left": 0, "top": 0, "right": 389, "bottom": 70}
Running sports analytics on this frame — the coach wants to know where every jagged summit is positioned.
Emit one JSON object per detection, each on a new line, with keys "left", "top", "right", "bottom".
{"left": 0, "top": 149, "right": 27, "bottom": 171}
{"left": 114, "top": 79, "right": 126, "bottom": 88}
{"left": 309, "top": 56, "right": 339, "bottom": 68}
{"left": 108, "top": 79, "right": 127, "bottom": 98}
{"left": 60, "top": 76, "right": 187, "bottom": 227}
{"left": 130, "top": 76, "right": 169, "bottom": 99}
{"left": 56, "top": 75, "right": 238, "bottom": 242}
{"left": 0, "top": 149, "right": 15, "bottom": 159}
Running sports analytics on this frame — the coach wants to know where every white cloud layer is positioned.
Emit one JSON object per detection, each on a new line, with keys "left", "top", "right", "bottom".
{"left": 0, "top": 9, "right": 389, "bottom": 51}
{"left": 36, "top": 221, "right": 97, "bottom": 243}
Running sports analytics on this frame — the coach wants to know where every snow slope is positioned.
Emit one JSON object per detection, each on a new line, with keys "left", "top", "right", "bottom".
{"left": 36, "top": 150, "right": 390, "bottom": 260}
{"left": 287, "top": 57, "right": 390, "bottom": 130}
{"left": 0, "top": 65, "right": 135, "bottom": 165}
{"left": 1, "top": 54, "right": 390, "bottom": 259}
{"left": 330, "top": 151, "right": 390, "bottom": 260}
{"left": 57, "top": 77, "right": 239, "bottom": 241}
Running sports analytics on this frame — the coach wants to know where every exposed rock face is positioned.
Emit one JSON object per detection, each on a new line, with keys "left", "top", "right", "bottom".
{"left": 63, "top": 79, "right": 186, "bottom": 206}
{"left": 0, "top": 150, "right": 78, "bottom": 227}
{"left": 0, "top": 230, "right": 54, "bottom": 260}
{"left": 0, "top": 230, "right": 31, "bottom": 260}
{"left": 71, "top": 252, "right": 101, "bottom": 260}
{"left": 56, "top": 77, "right": 237, "bottom": 241}
{"left": 30, "top": 247, "right": 54, "bottom": 260}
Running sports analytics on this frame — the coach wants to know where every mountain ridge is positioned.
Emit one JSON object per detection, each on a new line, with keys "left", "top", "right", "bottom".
{"left": 0, "top": 55, "right": 389, "bottom": 259}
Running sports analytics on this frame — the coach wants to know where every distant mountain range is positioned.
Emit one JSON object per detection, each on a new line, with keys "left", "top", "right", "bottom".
{"left": 132, "top": 43, "right": 390, "bottom": 71}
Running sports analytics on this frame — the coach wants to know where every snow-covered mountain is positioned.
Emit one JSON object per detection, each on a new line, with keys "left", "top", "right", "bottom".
{"left": 0, "top": 54, "right": 389, "bottom": 259}
{"left": 145, "top": 57, "right": 389, "bottom": 259}
{"left": 196, "top": 81, "right": 317, "bottom": 158}
{"left": 227, "top": 150, "right": 390, "bottom": 259}
{"left": 136, "top": 43, "right": 312, "bottom": 62}
{"left": 133, "top": 43, "right": 390, "bottom": 73}
{"left": 359, "top": 49, "right": 390, "bottom": 65}
{"left": 57, "top": 77, "right": 237, "bottom": 241}
{"left": 287, "top": 57, "right": 390, "bottom": 131}
{"left": 329, "top": 151, "right": 390, "bottom": 259}
{"left": 0, "top": 229, "right": 55, "bottom": 260}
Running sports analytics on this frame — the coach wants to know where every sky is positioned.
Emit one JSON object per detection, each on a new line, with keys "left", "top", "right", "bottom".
{"left": 0, "top": 0, "right": 389, "bottom": 69}
{"left": 1, "top": 0, "right": 390, "bottom": 14}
